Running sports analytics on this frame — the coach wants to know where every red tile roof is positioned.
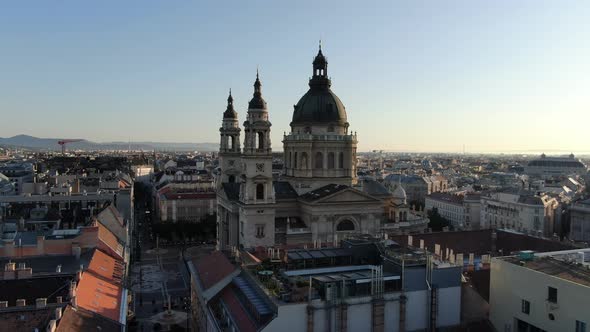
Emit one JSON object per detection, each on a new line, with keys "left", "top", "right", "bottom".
{"left": 76, "top": 249, "right": 126, "bottom": 322}
{"left": 194, "top": 251, "right": 235, "bottom": 290}
{"left": 56, "top": 305, "right": 122, "bottom": 332}
{"left": 76, "top": 272, "right": 123, "bottom": 322}
{"left": 87, "top": 249, "right": 125, "bottom": 284}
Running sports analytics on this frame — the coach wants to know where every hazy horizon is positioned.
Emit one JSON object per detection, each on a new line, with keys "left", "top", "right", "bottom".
{"left": 1, "top": 1, "right": 589, "bottom": 153}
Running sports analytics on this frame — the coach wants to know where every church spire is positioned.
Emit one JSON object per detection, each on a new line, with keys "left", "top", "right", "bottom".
{"left": 249, "top": 69, "right": 267, "bottom": 109}
{"left": 223, "top": 88, "right": 237, "bottom": 119}
{"left": 310, "top": 43, "right": 330, "bottom": 89}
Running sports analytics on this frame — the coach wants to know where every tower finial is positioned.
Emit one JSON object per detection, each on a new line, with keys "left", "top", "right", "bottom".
{"left": 256, "top": 65, "right": 259, "bottom": 79}
{"left": 319, "top": 39, "right": 322, "bottom": 51}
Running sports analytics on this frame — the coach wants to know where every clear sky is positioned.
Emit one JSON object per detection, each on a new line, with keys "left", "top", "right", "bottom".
{"left": 1, "top": 1, "right": 589, "bottom": 153}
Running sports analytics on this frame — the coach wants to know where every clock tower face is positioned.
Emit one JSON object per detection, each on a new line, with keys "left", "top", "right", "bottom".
{"left": 256, "top": 163, "right": 265, "bottom": 172}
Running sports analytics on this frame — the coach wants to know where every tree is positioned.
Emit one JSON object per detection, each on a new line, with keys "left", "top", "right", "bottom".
{"left": 427, "top": 207, "right": 450, "bottom": 232}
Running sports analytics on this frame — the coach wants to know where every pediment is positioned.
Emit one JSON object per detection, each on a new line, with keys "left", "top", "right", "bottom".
{"left": 316, "top": 188, "right": 381, "bottom": 204}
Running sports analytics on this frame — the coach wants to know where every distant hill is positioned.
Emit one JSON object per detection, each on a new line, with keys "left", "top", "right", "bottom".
{"left": 0, "top": 135, "right": 217, "bottom": 152}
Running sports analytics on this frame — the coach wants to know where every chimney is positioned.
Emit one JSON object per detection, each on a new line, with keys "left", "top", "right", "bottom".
{"left": 16, "top": 299, "right": 26, "bottom": 307}
{"left": 35, "top": 298, "right": 47, "bottom": 308}
{"left": 47, "top": 319, "right": 57, "bottom": 332}
{"left": 17, "top": 263, "right": 26, "bottom": 270}
{"left": 56, "top": 296, "right": 62, "bottom": 304}
{"left": 72, "top": 246, "right": 81, "bottom": 260}
{"left": 55, "top": 307, "right": 62, "bottom": 321}
{"left": 0, "top": 301, "right": 7, "bottom": 308}
{"left": 56, "top": 265, "right": 62, "bottom": 273}
{"left": 5, "top": 262, "right": 16, "bottom": 271}
{"left": 69, "top": 281, "right": 77, "bottom": 299}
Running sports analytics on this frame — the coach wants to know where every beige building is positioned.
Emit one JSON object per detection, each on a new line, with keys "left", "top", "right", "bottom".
{"left": 217, "top": 47, "right": 400, "bottom": 249}
{"left": 481, "top": 190, "right": 559, "bottom": 237}
{"left": 490, "top": 249, "right": 590, "bottom": 332}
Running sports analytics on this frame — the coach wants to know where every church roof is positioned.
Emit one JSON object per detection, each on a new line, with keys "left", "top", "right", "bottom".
{"left": 359, "top": 178, "right": 391, "bottom": 197}
{"left": 292, "top": 89, "right": 348, "bottom": 125}
{"left": 273, "top": 181, "right": 298, "bottom": 199}
{"left": 291, "top": 46, "right": 348, "bottom": 126}
{"left": 299, "top": 184, "right": 349, "bottom": 202}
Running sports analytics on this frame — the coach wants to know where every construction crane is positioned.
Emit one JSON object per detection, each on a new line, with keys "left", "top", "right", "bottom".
{"left": 57, "top": 139, "right": 83, "bottom": 155}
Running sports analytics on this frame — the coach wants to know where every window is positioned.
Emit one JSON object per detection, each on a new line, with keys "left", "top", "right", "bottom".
{"left": 257, "top": 132, "right": 264, "bottom": 150}
{"left": 576, "top": 320, "right": 587, "bottom": 332}
{"left": 315, "top": 152, "right": 323, "bottom": 169}
{"left": 338, "top": 152, "right": 344, "bottom": 169}
{"left": 301, "top": 152, "right": 308, "bottom": 169}
{"left": 327, "top": 152, "right": 335, "bottom": 169}
{"left": 293, "top": 152, "right": 298, "bottom": 169}
{"left": 547, "top": 286, "right": 557, "bottom": 303}
{"left": 337, "top": 220, "right": 355, "bottom": 231}
{"left": 256, "top": 184, "right": 264, "bottom": 200}
{"left": 256, "top": 224, "right": 265, "bottom": 238}
{"left": 228, "top": 175, "right": 235, "bottom": 183}
{"left": 521, "top": 299, "right": 530, "bottom": 314}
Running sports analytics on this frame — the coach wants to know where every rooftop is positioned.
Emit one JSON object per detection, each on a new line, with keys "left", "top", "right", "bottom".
{"left": 299, "top": 184, "right": 349, "bottom": 202}
{"left": 194, "top": 251, "right": 236, "bottom": 290}
{"left": 501, "top": 250, "right": 590, "bottom": 287}
{"left": 56, "top": 305, "right": 122, "bottom": 332}
{"left": 427, "top": 192, "right": 464, "bottom": 205}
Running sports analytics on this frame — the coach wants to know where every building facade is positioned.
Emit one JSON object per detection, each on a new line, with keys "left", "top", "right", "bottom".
{"left": 425, "top": 192, "right": 465, "bottom": 229}
{"left": 490, "top": 249, "right": 590, "bottom": 332}
{"left": 525, "top": 153, "right": 587, "bottom": 178}
{"left": 480, "top": 191, "right": 559, "bottom": 237}
{"left": 570, "top": 198, "right": 590, "bottom": 244}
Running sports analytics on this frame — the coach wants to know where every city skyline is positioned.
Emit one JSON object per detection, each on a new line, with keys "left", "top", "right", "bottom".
{"left": 1, "top": 1, "right": 589, "bottom": 153}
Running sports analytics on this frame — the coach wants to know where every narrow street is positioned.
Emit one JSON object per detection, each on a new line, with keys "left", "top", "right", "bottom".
{"left": 128, "top": 194, "right": 192, "bottom": 331}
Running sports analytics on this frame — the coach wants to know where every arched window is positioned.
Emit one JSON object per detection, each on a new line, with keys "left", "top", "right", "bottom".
{"left": 228, "top": 175, "right": 235, "bottom": 183}
{"left": 398, "top": 211, "right": 403, "bottom": 222}
{"left": 229, "top": 136, "right": 234, "bottom": 150}
{"left": 403, "top": 211, "right": 407, "bottom": 221}
{"left": 315, "top": 152, "right": 323, "bottom": 169}
{"left": 336, "top": 220, "right": 355, "bottom": 231}
{"left": 301, "top": 152, "right": 308, "bottom": 169}
{"left": 294, "top": 152, "right": 298, "bottom": 169}
{"left": 338, "top": 152, "right": 344, "bottom": 169}
{"left": 257, "top": 132, "right": 264, "bottom": 150}
{"left": 256, "top": 184, "right": 264, "bottom": 200}
{"left": 328, "top": 152, "right": 335, "bottom": 169}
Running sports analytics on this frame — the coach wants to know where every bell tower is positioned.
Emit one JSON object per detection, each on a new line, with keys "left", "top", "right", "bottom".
{"left": 217, "top": 90, "right": 241, "bottom": 188}
{"left": 239, "top": 71, "right": 275, "bottom": 247}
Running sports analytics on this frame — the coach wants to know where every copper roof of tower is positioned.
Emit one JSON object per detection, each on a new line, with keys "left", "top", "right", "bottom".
{"left": 292, "top": 45, "right": 348, "bottom": 126}
{"left": 248, "top": 70, "right": 267, "bottom": 109}
{"left": 223, "top": 89, "right": 238, "bottom": 119}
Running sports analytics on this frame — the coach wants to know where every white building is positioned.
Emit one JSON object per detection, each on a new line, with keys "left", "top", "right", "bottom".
{"left": 131, "top": 164, "right": 153, "bottom": 183}
{"left": 490, "top": 249, "right": 590, "bottom": 332}
{"left": 525, "top": 153, "right": 587, "bottom": 178}
{"left": 463, "top": 193, "right": 482, "bottom": 229}
{"left": 570, "top": 198, "right": 590, "bottom": 244}
{"left": 480, "top": 190, "right": 559, "bottom": 237}
{"left": 424, "top": 192, "right": 465, "bottom": 229}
